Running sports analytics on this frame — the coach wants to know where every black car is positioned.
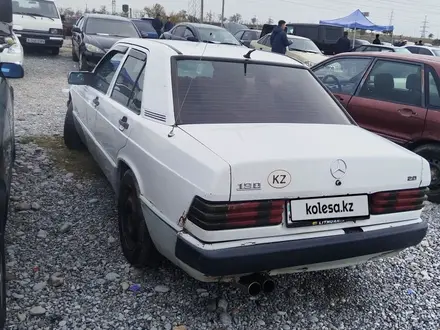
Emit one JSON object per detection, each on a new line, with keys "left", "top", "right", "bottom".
{"left": 0, "top": 61, "right": 23, "bottom": 329}
{"left": 71, "top": 14, "right": 141, "bottom": 71}
{"left": 351, "top": 44, "right": 411, "bottom": 54}
{"left": 233, "top": 29, "right": 261, "bottom": 47}
{"left": 131, "top": 18, "right": 158, "bottom": 39}
{"left": 160, "top": 22, "right": 241, "bottom": 45}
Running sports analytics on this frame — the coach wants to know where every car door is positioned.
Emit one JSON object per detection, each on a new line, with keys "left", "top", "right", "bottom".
{"left": 72, "top": 16, "right": 84, "bottom": 57}
{"left": 422, "top": 66, "right": 440, "bottom": 141}
{"left": 312, "top": 57, "right": 373, "bottom": 107}
{"left": 347, "top": 59, "right": 427, "bottom": 144}
{"left": 93, "top": 47, "right": 147, "bottom": 167}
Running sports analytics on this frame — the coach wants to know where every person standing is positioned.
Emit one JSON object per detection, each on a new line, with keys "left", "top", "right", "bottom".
{"left": 372, "top": 34, "right": 381, "bottom": 44}
{"left": 335, "top": 31, "right": 351, "bottom": 54}
{"left": 152, "top": 14, "right": 163, "bottom": 37}
{"left": 164, "top": 17, "right": 173, "bottom": 32}
{"left": 270, "top": 20, "right": 292, "bottom": 55}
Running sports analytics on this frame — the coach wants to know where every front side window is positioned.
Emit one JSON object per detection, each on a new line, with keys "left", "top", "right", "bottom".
{"left": 358, "top": 60, "right": 422, "bottom": 107}
{"left": 173, "top": 59, "right": 352, "bottom": 125}
{"left": 313, "top": 58, "right": 372, "bottom": 95}
{"left": 85, "top": 18, "right": 139, "bottom": 38}
{"left": 13, "top": 0, "right": 59, "bottom": 18}
{"left": 172, "top": 26, "right": 186, "bottom": 37}
{"left": 406, "top": 46, "right": 419, "bottom": 54}
{"left": 91, "top": 51, "right": 125, "bottom": 94}
{"left": 183, "top": 28, "right": 195, "bottom": 38}
{"left": 110, "top": 54, "right": 145, "bottom": 113}
{"left": 428, "top": 70, "right": 440, "bottom": 107}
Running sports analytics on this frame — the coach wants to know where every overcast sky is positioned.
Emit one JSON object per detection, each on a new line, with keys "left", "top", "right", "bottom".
{"left": 56, "top": 0, "right": 440, "bottom": 37}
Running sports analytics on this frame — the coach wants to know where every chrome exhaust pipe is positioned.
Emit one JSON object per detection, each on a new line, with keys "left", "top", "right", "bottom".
{"left": 235, "top": 275, "right": 261, "bottom": 296}
{"left": 255, "top": 273, "right": 276, "bottom": 293}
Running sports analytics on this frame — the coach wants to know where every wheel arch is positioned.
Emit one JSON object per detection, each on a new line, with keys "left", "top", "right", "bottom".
{"left": 406, "top": 139, "right": 440, "bottom": 151}
{"left": 116, "top": 158, "right": 144, "bottom": 199}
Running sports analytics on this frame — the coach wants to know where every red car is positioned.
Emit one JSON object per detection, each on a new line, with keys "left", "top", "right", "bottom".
{"left": 311, "top": 52, "right": 440, "bottom": 202}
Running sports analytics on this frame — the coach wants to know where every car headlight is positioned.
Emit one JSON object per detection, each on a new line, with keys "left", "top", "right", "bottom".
{"left": 85, "top": 43, "right": 105, "bottom": 54}
{"left": 49, "top": 28, "right": 63, "bottom": 35}
{"left": 4, "top": 37, "right": 22, "bottom": 54}
{"left": 303, "top": 60, "right": 315, "bottom": 67}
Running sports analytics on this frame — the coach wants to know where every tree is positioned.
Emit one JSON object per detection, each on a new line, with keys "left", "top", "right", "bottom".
{"left": 432, "top": 38, "right": 440, "bottom": 46}
{"left": 59, "top": 7, "right": 75, "bottom": 17}
{"left": 217, "top": 14, "right": 226, "bottom": 22}
{"left": 169, "top": 10, "right": 188, "bottom": 23}
{"left": 251, "top": 16, "right": 257, "bottom": 25}
{"left": 428, "top": 33, "right": 434, "bottom": 39}
{"left": 267, "top": 17, "right": 273, "bottom": 24}
{"left": 144, "top": 3, "right": 166, "bottom": 18}
{"left": 229, "top": 13, "right": 242, "bottom": 23}
{"left": 97, "top": 5, "right": 108, "bottom": 14}
{"left": 205, "top": 11, "right": 213, "bottom": 22}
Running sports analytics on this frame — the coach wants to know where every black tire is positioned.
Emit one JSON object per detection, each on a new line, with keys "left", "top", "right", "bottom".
{"left": 51, "top": 47, "right": 60, "bottom": 55}
{"left": 79, "top": 52, "right": 89, "bottom": 71}
{"left": 72, "top": 45, "right": 79, "bottom": 62}
{"left": 63, "top": 102, "right": 85, "bottom": 150}
{"left": 413, "top": 144, "right": 440, "bottom": 203}
{"left": 118, "top": 169, "right": 161, "bottom": 268}
{"left": 0, "top": 234, "right": 6, "bottom": 329}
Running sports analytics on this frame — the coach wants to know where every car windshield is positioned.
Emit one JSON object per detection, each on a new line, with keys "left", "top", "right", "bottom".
{"left": 132, "top": 20, "right": 156, "bottom": 34}
{"left": 12, "top": 0, "right": 59, "bottom": 19}
{"left": 432, "top": 49, "right": 440, "bottom": 56}
{"left": 393, "top": 47, "right": 411, "bottom": 53}
{"left": 85, "top": 18, "right": 139, "bottom": 37}
{"left": 288, "top": 38, "right": 321, "bottom": 53}
{"left": 173, "top": 59, "right": 351, "bottom": 125}
{"left": 197, "top": 27, "right": 241, "bottom": 45}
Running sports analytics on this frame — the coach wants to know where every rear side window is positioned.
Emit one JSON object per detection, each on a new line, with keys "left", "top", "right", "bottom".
{"left": 173, "top": 60, "right": 351, "bottom": 125}
{"left": 419, "top": 48, "right": 433, "bottom": 55}
{"left": 111, "top": 55, "right": 145, "bottom": 114}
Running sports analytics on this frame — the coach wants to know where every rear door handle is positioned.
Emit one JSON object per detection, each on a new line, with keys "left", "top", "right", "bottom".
{"left": 398, "top": 108, "right": 416, "bottom": 117}
{"left": 118, "top": 116, "right": 129, "bottom": 130}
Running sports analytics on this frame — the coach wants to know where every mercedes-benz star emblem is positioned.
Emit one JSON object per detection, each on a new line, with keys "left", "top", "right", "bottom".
{"left": 330, "top": 159, "right": 347, "bottom": 179}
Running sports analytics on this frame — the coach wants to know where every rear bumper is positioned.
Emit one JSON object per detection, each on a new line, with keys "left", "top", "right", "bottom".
{"left": 175, "top": 221, "right": 427, "bottom": 277}
{"left": 14, "top": 31, "right": 63, "bottom": 48}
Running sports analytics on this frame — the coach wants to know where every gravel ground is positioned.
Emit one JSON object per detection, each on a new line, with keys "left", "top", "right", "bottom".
{"left": 4, "top": 42, "right": 440, "bottom": 330}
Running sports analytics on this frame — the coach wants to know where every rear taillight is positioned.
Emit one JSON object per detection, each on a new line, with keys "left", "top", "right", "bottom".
{"left": 369, "top": 188, "right": 428, "bottom": 214}
{"left": 187, "top": 196, "right": 285, "bottom": 230}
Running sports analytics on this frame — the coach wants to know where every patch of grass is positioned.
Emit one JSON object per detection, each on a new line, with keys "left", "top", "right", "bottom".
{"left": 20, "top": 136, "right": 103, "bottom": 178}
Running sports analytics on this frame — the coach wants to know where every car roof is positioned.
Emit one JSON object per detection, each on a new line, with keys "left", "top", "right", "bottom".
{"left": 119, "top": 39, "right": 303, "bottom": 65}
{"left": 177, "top": 23, "right": 225, "bottom": 30}
{"left": 333, "top": 51, "right": 440, "bottom": 65}
{"left": 84, "top": 13, "right": 130, "bottom": 21}
{"left": 406, "top": 45, "right": 435, "bottom": 50}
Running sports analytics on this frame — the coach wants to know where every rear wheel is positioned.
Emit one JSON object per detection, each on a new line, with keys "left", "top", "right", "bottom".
{"left": 118, "top": 169, "right": 161, "bottom": 268}
{"left": 51, "top": 47, "right": 60, "bottom": 55}
{"left": 63, "top": 102, "right": 85, "bottom": 150}
{"left": 413, "top": 144, "right": 440, "bottom": 203}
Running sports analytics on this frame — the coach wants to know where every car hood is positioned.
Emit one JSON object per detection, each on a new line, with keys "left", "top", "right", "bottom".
{"left": 180, "top": 123, "right": 428, "bottom": 200}
{"left": 84, "top": 34, "right": 124, "bottom": 52}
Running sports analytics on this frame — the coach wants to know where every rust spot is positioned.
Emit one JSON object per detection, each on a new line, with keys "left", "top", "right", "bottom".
{"left": 178, "top": 211, "right": 187, "bottom": 227}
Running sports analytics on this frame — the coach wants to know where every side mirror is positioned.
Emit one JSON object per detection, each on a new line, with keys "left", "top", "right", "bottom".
{"left": 72, "top": 26, "right": 81, "bottom": 33}
{"left": 186, "top": 36, "right": 198, "bottom": 42}
{"left": 68, "top": 71, "right": 93, "bottom": 85}
{"left": 141, "top": 32, "right": 149, "bottom": 38}
{"left": 0, "top": 63, "right": 24, "bottom": 79}
{"left": 60, "top": 14, "right": 65, "bottom": 22}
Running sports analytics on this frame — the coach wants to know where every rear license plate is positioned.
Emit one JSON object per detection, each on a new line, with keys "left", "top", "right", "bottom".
{"left": 288, "top": 195, "right": 369, "bottom": 227}
{"left": 26, "top": 38, "right": 45, "bottom": 44}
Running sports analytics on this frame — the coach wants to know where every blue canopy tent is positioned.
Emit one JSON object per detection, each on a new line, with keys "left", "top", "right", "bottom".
{"left": 319, "top": 10, "right": 394, "bottom": 47}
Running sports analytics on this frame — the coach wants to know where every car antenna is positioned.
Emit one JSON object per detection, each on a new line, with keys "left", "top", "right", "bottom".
{"left": 243, "top": 49, "right": 256, "bottom": 59}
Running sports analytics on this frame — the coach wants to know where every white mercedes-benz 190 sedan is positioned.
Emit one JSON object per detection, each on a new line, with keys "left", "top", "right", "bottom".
{"left": 64, "top": 39, "right": 430, "bottom": 295}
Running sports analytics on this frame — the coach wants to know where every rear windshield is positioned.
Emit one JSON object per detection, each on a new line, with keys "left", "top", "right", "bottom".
{"left": 174, "top": 59, "right": 351, "bottom": 125}
{"left": 132, "top": 20, "right": 156, "bottom": 33}
{"left": 85, "top": 18, "right": 139, "bottom": 38}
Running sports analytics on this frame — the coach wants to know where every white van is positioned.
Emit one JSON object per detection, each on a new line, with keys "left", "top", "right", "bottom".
{"left": 12, "top": 0, "right": 63, "bottom": 55}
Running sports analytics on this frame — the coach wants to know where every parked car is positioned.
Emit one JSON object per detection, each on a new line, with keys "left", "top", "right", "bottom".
{"left": 71, "top": 14, "right": 141, "bottom": 71}
{"left": 405, "top": 45, "right": 440, "bottom": 56}
{"left": 64, "top": 39, "right": 429, "bottom": 294}
{"left": 311, "top": 52, "right": 440, "bottom": 201}
{"left": 131, "top": 18, "right": 158, "bottom": 39}
{"left": 0, "top": 61, "right": 24, "bottom": 328}
{"left": 351, "top": 44, "right": 411, "bottom": 53}
{"left": 160, "top": 23, "right": 241, "bottom": 45}
{"left": 352, "top": 39, "right": 370, "bottom": 46}
{"left": 0, "top": 26, "right": 24, "bottom": 66}
{"left": 250, "top": 33, "right": 327, "bottom": 67}
{"left": 233, "top": 29, "right": 261, "bottom": 47}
